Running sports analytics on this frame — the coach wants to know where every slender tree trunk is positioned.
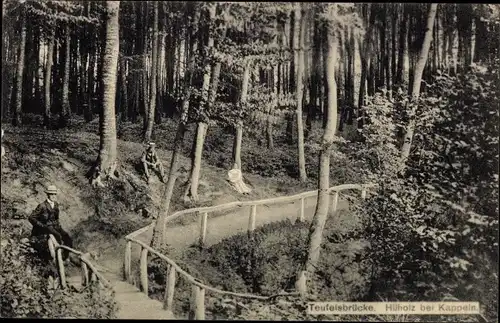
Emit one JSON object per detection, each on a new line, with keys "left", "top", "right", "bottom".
{"left": 145, "top": 1, "right": 159, "bottom": 142}
{"left": 60, "top": 25, "right": 71, "bottom": 126}
{"left": 155, "top": 30, "right": 164, "bottom": 124}
{"left": 142, "top": 1, "right": 149, "bottom": 131}
{"left": 297, "top": 20, "right": 339, "bottom": 296}
{"left": 13, "top": 19, "right": 26, "bottom": 126}
{"left": 306, "top": 18, "right": 321, "bottom": 136}
{"left": 233, "top": 60, "right": 251, "bottom": 169}
{"left": 185, "top": 4, "right": 217, "bottom": 202}
{"left": 43, "top": 30, "right": 54, "bottom": 128}
{"left": 358, "top": 4, "right": 373, "bottom": 129}
{"left": 295, "top": 4, "right": 307, "bottom": 182}
{"left": 400, "top": 4, "right": 438, "bottom": 170}
{"left": 396, "top": 4, "right": 408, "bottom": 85}
{"left": 286, "top": 10, "right": 294, "bottom": 144}
{"left": 89, "top": 1, "right": 121, "bottom": 187}
{"left": 391, "top": 5, "right": 397, "bottom": 87}
{"left": 267, "top": 64, "right": 278, "bottom": 149}
{"left": 149, "top": 1, "right": 199, "bottom": 246}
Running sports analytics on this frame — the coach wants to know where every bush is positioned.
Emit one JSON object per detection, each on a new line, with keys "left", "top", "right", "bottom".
{"left": 357, "top": 63, "right": 499, "bottom": 321}
{"left": 146, "top": 211, "right": 370, "bottom": 319}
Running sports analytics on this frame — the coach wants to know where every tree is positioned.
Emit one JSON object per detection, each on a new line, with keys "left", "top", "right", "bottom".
{"left": 185, "top": 3, "right": 224, "bottom": 202}
{"left": 43, "top": 29, "right": 55, "bottom": 128}
{"left": 144, "top": 1, "right": 159, "bottom": 142}
{"left": 233, "top": 59, "right": 251, "bottom": 169}
{"left": 13, "top": 7, "right": 26, "bottom": 126}
{"left": 150, "top": 3, "right": 201, "bottom": 249}
{"left": 59, "top": 24, "right": 71, "bottom": 126}
{"left": 400, "top": 4, "right": 438, "bottom": 170}
{"left": 296, "top": 4, "right": 340, "bottom": 296}
{"left": 88, "top": 1, "right": 121, "bottom": 187}
{"left": 295, "top": 3, "right": 308, "bottom": 182}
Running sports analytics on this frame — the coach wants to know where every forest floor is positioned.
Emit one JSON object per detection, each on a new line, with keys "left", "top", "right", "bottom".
{"left": 1, "top": 116, "right": 337, "bottom": 278}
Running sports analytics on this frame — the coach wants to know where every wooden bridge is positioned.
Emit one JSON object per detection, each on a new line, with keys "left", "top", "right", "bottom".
{"left": 49, "top": 183, "right": 376, "bottom": 320}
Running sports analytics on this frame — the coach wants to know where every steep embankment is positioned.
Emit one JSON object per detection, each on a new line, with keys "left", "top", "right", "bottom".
{"left": 0, "top": 124, "right": 302, "bottom": 274}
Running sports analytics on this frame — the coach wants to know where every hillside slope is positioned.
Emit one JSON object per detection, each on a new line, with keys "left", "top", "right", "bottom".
{"left": 1, "top": 124, "right": 303, "bottom": 270}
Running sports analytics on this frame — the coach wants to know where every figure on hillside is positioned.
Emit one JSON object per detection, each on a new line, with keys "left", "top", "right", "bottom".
{"left": 141, "top": 142, "right": 165, "bottom": 183}
{"left": 29, "top": 185, "right": 74, "bottom": 264}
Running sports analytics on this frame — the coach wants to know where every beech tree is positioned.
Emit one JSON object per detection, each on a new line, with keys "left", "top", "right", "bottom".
{"left": 296, "top": 3, "right": 362, "bottom": 296}
{"left": 400, "top": 4, "right": 438, "bottom": 170}
{"left": 88, "top": 1, "right": 121, "bottom": 187}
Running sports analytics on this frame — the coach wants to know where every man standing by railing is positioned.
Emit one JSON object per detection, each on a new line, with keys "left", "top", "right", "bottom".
{"left": 29, "top": 185, "right": 74, "bottom": 264}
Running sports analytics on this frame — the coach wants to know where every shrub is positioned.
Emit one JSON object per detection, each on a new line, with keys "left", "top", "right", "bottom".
{"left": 147, "top": 211, "right": 370, "bottom": 319}
{"left": 357, "top": 63, "right": 499, "bottom": 320}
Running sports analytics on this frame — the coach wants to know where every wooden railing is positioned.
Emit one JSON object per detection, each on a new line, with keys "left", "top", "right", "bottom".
{"left": 47, "top": 235, "right": 113, "bottom": 291}
{"left": 124, "top": 183, "right": 376, "bottom": 319}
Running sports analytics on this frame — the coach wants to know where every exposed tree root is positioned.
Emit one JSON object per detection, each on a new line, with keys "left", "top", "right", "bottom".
{"left": 87, "top": 161, "right": 119, "bottom": 188}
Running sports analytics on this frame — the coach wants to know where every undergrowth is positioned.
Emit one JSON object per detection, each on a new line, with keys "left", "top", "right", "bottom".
{"left": 146, "top": 209, "right": 370, "bottom": 319}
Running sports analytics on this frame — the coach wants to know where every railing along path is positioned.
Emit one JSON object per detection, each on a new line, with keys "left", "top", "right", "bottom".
{"left": 124, "top": 183, "right": 376, "bottom": 319}
{"left": 47, "top": 235, "right": 113, "bottom": 291}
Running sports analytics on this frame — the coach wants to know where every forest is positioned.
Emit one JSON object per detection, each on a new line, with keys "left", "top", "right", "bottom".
{"left": 1, "top": 1, "right": 499, "bottom": 321}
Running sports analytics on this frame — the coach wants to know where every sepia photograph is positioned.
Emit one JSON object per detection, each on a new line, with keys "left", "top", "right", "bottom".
{"left": 1, "top": 1, "right": 498, "bottom": 321}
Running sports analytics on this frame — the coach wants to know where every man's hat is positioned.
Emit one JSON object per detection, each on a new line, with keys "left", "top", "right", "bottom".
{"left": 45, "top": 185, "right": 58, "bottom": 195}
{"left": 148, "top": 142, "right": 156, "bottom": 147}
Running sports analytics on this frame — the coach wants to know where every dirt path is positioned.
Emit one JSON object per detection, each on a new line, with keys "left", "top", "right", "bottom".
{"left": 96, "top": 194, "right": 350, "bottom": 275}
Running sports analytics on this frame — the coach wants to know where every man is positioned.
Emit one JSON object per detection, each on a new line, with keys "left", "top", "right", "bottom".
{"left": 141, "top": 142, "right": 165, "bottom": 183}
{"left": 29, "top": 185, "right": 74, "bottom": 263}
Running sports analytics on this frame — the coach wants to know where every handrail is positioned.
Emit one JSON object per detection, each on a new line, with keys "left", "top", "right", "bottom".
{"left": 47, "top": 235, "right": 114, "bottom": 291}
{"left": 126, "top": 237, "right": 299, "bottom": 301}
{"left": 126, "top": 183, "right": 377, "bottom": 240}
{"left": 123, "top": 183, "right": 376, "bottom": 319}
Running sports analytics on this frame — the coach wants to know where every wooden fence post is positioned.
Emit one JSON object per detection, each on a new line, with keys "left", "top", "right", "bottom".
{"left": 163, "top": 264, "right": 177, "bottom": 311}
{"left": 56, "top": 248, "right": 67, "bottom": 289}
{"left": 248, "top": 205, "right": 256, "bottom": 234}
{"left": 298, "top": 197, "right": 305, "bottom": 222}
{"left": 331, "top": 191, "right": 339, "bottom": 212}
{"left": 81, "top": 262, "right": 89, "bottom": 286}
{"left": 296, "top": 270, "right": 308, "bottom": 298}
{"left": 199, "top": 212, "right": 208, "bottom": 248}
{"left": 189, "top": 285, "right": 206, "bottom": 320}
{"left": 361, "top": 186, "right": 367, "bottom": 199}
{"left": 140, "top": 247, "right": 149, "bottom": 295}
{"left": 48, "top": 237, "right": 56, "bottom": 264}
{"left": 124, "top": 240, "right": 132, "bottom": 282}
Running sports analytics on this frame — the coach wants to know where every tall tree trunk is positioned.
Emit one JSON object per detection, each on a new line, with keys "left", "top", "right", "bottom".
{"left": 233, "top": 60, "right": 251, "bottom": 169}
{"left": 295, "top": 3, "right": 307, "bottom": 182}
{"left": 120, "top": 58, "right": 128, "bottom": 122}
{"left": 60, "top": 25, "right": 71, "bottom": 126}
{"left": 358, "top": 4, "right": 374, "bottom": 129}
{"left": 141, "top": 1, "right": 149, "bottom": 132}
{"left": 13, "top": 18, "right": 26, "bottom": 126}
{"left": 85, "top": 44, "right": 95, "bottom": 122}
{"left": 396, "top": 4, "right": 409, "bottom": 85}
{"left": 286, "top": 10, "right": 294, "bottom": 144}
{"left": 150, "top": 4, "right": 201, "bottom": 249}
{"left": 144, "top": 1, "right": 159, "bottom": 142}
{"left": 267, "top": 64, "right": 278, "bottom": 149}
{"left": 155, "top": 30, "right": 164, "bottom": 124}
{"left": 297, "top": 20, "right": 339, "bottom": 296}
{"left": 186, "top": 4, "right": 220, "bottom": 202}
{"left": 44, "top": 30, "right": 54, "bottom": 128}
{"left": 400, "top": 4, "right": 438, "bottom": 170}
{"left": 89, "top": 1, "right": 121, "bottom": 187}
{"left": 306, "top": 18, "right": 321, "bottom": 136}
